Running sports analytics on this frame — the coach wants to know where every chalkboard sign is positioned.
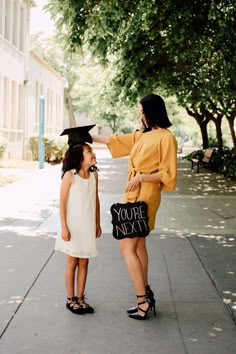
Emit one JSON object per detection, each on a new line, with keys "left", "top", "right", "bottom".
{"left": 110, "top": 201, "right": 150, "bottom": 240}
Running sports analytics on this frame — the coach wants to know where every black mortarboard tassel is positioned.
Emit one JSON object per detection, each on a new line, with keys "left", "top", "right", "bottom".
{"left": 60, "top": 124, "right": 96, "bottom": 146}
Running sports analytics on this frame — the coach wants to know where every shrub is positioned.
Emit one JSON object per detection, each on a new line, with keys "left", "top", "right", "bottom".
{"left": 208, "top": 147, "right": 230, "bottom": 173}
{"left": 185, "top": 150, "right": 204, "bottom": 161}
{"left": 28, "top": 135, "right": 67, "bottom": 164}
{"left": 28, "top": 135, "right": 39, "bottom": 161}
{"left": 208, "top": 137, "right": 218, "bottom": 148}
{"left": 186, "top": 147, "right": 236, "bottom": 179}
{"left": 43, "top": 136, "right": 67, "bottom": 163}
{"left": 0, "top": 139, "right": 6, "bottom": 160}
{"left": 218, "top": 149, "right": 236, "bottom": 178}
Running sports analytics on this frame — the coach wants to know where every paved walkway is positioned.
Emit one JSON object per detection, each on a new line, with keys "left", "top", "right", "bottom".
{"left": 0, "top": 149, "right": 235, "bottom": 354}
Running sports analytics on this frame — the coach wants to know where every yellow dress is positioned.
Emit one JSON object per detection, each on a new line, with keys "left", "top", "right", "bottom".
{"left": 108, "top": 129, "right": 177, "bottom": 230}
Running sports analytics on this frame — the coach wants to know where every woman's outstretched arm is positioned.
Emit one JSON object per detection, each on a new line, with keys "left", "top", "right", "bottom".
{"left": 92, "top": 135, "right": 110, "bottom": 144}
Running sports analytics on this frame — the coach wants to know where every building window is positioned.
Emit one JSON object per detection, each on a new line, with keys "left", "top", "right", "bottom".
{"left": 5, "top": 0, "right": 11, "bottom": 42}
{"left": 19, "top": 5, "right": 25, "bottom": 52}
{"left": 55, "top": 94, "right": 59, "bottom": 129}
{"left": 46, "top": 88, "right": 50, "bottom": 130}
{"left": 11, "top": 80, "right": 17, "bottom": 129}
{"left": 3, "top": 77, "right": 9, "bottom": 128}
{"left": 0, "top": 0, "right": 5, "bottom": 37}
{"left": 18, "top": 84, "right": 23, "bottom": 129}
{"left": 13, "top": 0, "right": 18, "bottom": 48}
{"left": 50, "top": 90, "right": 53, "bottom": 131}
{"left": 35, "top": 81, "right": 39, "bottom": 131}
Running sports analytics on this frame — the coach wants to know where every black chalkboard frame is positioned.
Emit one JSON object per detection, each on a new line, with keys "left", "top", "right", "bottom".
{"left": 110, "top": 201, "right": 150, "bottom": 240}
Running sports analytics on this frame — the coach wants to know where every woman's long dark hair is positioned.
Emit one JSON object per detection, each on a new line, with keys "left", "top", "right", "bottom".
{"left": 140, "top": 93, "right": 172, "bottom": 131}
{"left": 61, "top": 144, "right": 85, "bottom": 179}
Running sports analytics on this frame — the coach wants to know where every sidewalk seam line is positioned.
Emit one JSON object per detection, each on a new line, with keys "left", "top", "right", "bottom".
{"left": 34, "top": 211, "right": 54, "bottom": 231}
{"left": 163, "top": 252, "right": 189, "bottom": 354}
{"left": 0, "top": 250, "right": 55, "bottom": 340}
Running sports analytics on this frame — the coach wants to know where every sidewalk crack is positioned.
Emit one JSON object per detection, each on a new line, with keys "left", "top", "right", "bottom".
{"left": 0, "top": 250, "right": 55, "bottom": 339}
{"left": 163, "top": 252, "right": 188, "bottom": 354}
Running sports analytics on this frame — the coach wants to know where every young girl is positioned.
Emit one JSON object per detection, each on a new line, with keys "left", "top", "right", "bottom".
{"left": 55, "top": 143, "right": 102, "bottom": 314}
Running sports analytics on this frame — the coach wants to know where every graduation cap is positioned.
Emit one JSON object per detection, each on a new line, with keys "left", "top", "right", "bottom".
{"left": 60, "top": 124, "right": 96, "bottom": 146}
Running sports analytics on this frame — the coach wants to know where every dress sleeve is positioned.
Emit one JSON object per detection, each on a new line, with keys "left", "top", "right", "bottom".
{"left": 107, "top": 131, "right": 142, "bottom": 158}
{"left": 157, "top": 133, "right": 177, "bottom": 191}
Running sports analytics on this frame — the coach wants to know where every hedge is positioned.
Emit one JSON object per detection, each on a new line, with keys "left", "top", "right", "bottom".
{"left": 28, "top": 135, "right": 67, "bottom": 164}
{"left": 185, "top": 147, "right": 236, "bottom": 179}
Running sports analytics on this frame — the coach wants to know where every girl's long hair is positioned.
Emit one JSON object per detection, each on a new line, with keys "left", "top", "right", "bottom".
{"left": 140, "top": 93, "right": 172, "bottom": 131}
{"left": 61, "top": 144, "right": 85, "bottom": 179}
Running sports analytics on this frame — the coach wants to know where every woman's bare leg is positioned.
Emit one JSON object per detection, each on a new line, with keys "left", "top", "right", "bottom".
{"left": 120, "top": 238, "right": 148, "bottom": 315}
{"left": 136, "top": 238, "right": 148, "bottom": 286}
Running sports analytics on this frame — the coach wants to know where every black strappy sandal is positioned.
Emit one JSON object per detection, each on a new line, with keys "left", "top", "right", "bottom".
{"left": 127, "top": 285, "right": 156, "bottom": 316}
{"left": 129, "top": 294, "right": 151, "bottom": 320}
{"left": 77, "top": 295, "right": 94, "bottom": 314}
{"left": 66, "top": 296, "right": 85, "bottom": 314}
{"left": 129, "top": 294, "right": 150, "bottom": 320}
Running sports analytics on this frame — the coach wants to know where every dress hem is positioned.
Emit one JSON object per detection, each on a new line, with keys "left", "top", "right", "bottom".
{"left": 55, "top": 248, "right": 98, "bottom": 258}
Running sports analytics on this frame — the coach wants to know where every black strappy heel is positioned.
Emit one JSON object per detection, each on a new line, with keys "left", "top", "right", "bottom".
{"left": 66, "top": 296, "right": 85, "bottom": 314}
{"left": 127, "top": 285, "right": 156, "bottom": 316}
{"left": 129, "top": 294, "right": 150, "bottom": 320}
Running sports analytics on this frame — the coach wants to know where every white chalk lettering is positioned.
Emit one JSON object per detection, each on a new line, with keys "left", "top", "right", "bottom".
{"left": 115, "top": 205, "right": 146, "bottom": 222}
{"left": 113, "top": 207, "right": 122, "bottom": 221}
{"left": 115, "top": 219, "right": 148, "bottom": 237}
{"left": 133, "top": 207, "right": 140, "bottom": 220}
{"left": 139, "top": 206, "right": 146, "bottom": 219}
{"left": 136, "top": 219, "right": 149, "bottom": 230}
{"left": 115, "top": 224, "right": 126, "bottom": 235}
{"left": 123, "top": 222, "right": 138, "bottom": 235}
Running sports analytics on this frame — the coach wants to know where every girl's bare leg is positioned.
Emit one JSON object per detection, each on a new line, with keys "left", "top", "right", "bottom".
{"left": 77, "top": 258, "right": 89, "bottom": 297}
{"left": 65, "top": 255, "right": 78, "bottom": 298}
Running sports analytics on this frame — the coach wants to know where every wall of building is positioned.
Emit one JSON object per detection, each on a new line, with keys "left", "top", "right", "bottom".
{"left": 27, "top": 51, "right": 65, "bottom": 143}
{"left": 0, "top": 0, "right": 64, "bottom": 159}
{"left": 0, "top": 0, "right": 32, "bottom": 158}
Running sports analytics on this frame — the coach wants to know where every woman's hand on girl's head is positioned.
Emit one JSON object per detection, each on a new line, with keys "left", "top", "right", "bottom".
{"left": 61, "top": 227, "right": 71, "bottom": 242}
{"left": 125, "top": 175, "right": 142, "bottom": 192}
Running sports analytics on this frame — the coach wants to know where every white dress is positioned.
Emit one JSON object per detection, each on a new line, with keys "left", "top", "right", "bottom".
{"left": 55, "top": 169, "right": 98, "bottom": 258}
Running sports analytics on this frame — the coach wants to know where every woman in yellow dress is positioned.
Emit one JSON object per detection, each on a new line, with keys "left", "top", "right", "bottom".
{"left": 92, "top": 93, "right": 177, "bottom": 320}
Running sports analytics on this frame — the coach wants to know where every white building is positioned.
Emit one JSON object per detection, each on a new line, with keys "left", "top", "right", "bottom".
{"left": 27, "top": 50, "right": 64, "bottom": 142}
{"left": 0, "top": 0, "right": 64, "bottom": 159}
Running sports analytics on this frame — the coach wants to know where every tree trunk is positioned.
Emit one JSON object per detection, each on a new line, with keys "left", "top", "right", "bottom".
{"left": 200, "top": 107, "right": 223, "bottom": 153}
{"left": 64, "top": 83, "right": 76, "bottom": 127}
{"left": 225, "top": 112, "right": 236, "bottom": 153}
{"left": 213, "top": 116, "right": 223, "bottom": 153}
{"left": 198, "top": 122, "right": 209, "bottom": 149}
{"left": 66, "top": 93, "right": 76, "bottom": 127}
{"left": 186, "top": 107, "right": 210, "bottom": 149}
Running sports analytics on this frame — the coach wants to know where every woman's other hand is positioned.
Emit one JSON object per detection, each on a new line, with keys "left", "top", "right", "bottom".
{"left": 125, "top": 175, "right": 142, "bottom": 192}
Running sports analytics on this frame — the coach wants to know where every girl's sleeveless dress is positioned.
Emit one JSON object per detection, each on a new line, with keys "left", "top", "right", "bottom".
{"left": 55, "top": 170, "right": 98, "bottom": 258}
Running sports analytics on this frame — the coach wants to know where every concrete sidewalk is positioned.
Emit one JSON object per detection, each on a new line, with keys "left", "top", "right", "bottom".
{"left": 0, "top": 150, "right": 235, "bottom": 353}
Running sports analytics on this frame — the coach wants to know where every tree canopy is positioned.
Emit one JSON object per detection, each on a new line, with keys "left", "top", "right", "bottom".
{"left": 30, "top": 33, "right": 140, "bottom": 133}
{"left": 45, "top": 0, "right": 236, "bottom": 151}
